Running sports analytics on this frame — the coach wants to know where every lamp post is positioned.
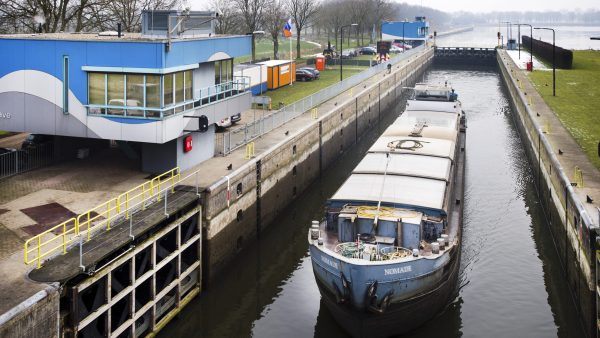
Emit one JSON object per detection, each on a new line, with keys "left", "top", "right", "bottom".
{"left": 501, "top": 21, "right": 511, "bottom": 48}
{"left": 534, "top": 27, "right": 556, "bottom": 96}
{"left": 340, "top": 23, "right": 358, "bottom": 82}
{"left": 516, "top": 24, "right": 533, "bottom": 67}
{"left": 402, "top": 21, "right": 407, "bottom": 52}
{"left": 247, "top": 30, "right": 265, "bottom": 62}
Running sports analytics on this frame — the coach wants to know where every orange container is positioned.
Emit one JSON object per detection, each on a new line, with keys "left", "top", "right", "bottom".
{"left": 258, "top": 60, "right": 296, "bottom": 90}
{"left": 315, "top": 56, "right": 325, "bottom": 71}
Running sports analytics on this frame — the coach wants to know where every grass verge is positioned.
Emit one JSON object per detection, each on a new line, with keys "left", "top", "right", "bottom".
{"left": 264, "top": 65, "right": 368, "bottom": 106}
{"left": 528, "top": 50, "right": 600, "bottom": 169}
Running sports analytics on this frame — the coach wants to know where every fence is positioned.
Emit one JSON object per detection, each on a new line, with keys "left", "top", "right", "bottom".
{"left": 215, "top": 46, "right": 424, "bottom": 155}
{"left": 0, "top": 142, "right": 54, "bottom": 180}
{"left": 24, "top": 167, "right": 181, "bottom": 268}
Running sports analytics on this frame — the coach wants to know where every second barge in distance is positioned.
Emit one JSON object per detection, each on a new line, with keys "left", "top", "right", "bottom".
{"left": 308, "top": 83, "right": 467, "bottom": 337}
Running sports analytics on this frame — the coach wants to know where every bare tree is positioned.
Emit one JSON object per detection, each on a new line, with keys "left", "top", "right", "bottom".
{"left": 100, "top": 0, "right": 180, "bottom": 32}
{"left": 0, "top": 0, "right": 96, "bottom": 33}
{"left": 208, "top": 0, "right": 239, "bottom": 34}
{"left": 231, "top": 0, "right": 269, "bottom": 60}
{"left": 264, "top": 0, "right": 286, "bottom": 59}
{"left": 288, "top": 0, "right": 319, "bottom": 58}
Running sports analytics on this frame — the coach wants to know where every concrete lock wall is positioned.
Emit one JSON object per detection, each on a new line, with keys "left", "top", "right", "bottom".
{"left": 200, "top": 49, "right": 434, "bottom": 283}
{"left": 497, "top": 51, "right": 595, "bottom": 336}
{"left": 0, "top": 285, "right": 60, "bottom": 338}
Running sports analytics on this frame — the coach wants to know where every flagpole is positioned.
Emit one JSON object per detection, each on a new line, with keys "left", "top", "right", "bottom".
{"left": 290, "top": 36, "right": 293, "bottom": 85}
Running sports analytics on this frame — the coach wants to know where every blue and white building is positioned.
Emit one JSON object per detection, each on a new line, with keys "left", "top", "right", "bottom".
{"left": 382, "top": 16, "right": 430, "bottom": 46}
{"left": 0, "top": 10, "right": 252, "bottom": 172}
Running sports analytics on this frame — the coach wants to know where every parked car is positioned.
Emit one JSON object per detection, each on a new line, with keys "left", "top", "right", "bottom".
{"left": 358, "top": 46, "right": 377, "bottom": 55}
{"left": 215, "top": 116, "right": 232, "bottom": 131}
{"left": 21, "top": 134, "right": 52, "bottom": 149}
{"left": 390, "top": 45, "right": 403, "bottom": 53}
{"left": 0, "top": 147, "right": 16, "bottom": 155}
{"left": 394, "top": 42, "right": 412, "bottom": 50}
{"left": 230, "top": 112, "right": 242, "bottom": 124}
{"left": 296, "top": 69, "right": 316, "bottom": 82}
{"left": 299, "top": 67, "right": 320, "bottom": 79}
{"left": 340, "top": 49, "right": 356, "bottom": 59}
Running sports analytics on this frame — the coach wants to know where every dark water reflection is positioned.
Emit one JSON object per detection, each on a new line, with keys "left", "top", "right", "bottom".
{"left": 160, "top": 66, "right": 584, "bottom": 338}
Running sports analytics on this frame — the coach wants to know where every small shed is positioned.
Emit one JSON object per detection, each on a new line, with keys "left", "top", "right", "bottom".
{"left": 257, "top": 60, "right": 296, "bottom": 90}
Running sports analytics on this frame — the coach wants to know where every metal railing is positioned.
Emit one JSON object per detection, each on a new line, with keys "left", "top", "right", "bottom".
{"left": 87, "top": 78, "right": 251, "bottom": 120}
{"left": 0, "top": 142, "right": 54, "bottom": 180}
{"left": 216, "top": 46, "right": 425, "bottom": 155}
{"left": 24, "top": 167, "right": 181, "bottom": 268}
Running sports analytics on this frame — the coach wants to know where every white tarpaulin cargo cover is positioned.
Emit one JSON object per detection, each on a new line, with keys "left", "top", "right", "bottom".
{"left": 406, "top": 100, "right": 460, "bottom": 113}
{"left": 382, "top": 124, "right": 457, "bottom": 142}
{"left": 396, "top": 110, "right": 458, "bottom": 129}
{"left": 369, "top": 136, "right": 455, "bottom": 160}
{"left": 353, "top": 153, "right": 451, "bottom": 181}
{"left": 331, "top": 174, "right": 447, "bottom": 210}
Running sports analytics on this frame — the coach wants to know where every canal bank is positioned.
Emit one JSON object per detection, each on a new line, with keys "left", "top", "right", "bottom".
{"left": 497, "top": 48, "right": 599, "bottom": 336}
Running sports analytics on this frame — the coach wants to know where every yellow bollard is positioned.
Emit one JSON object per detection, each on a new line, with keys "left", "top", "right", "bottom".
{"left": 245, "top": 142, "right": 255, "bottom": 159}
{"left": 543, "top": 121, "right": 551, "bottom": 134}
{"left": 573, "top": 166, "right": 584, "bottom": 188}
{"left": 311, "top": 108, "right": 318, "bottom": 119}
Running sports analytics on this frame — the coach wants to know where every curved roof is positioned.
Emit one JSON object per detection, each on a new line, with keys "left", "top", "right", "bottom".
{"left": 330, "top": 174, "right": 446, "bottom": 210}
{"left": 353, "top": 153, "right": 451, "bottom": 181}
{"left": 382, "top": 123, "right": 457, "bottom": 142}
{"left": 406, "top": 100, "right": 461, "bottom": 113}
{"left": 398, "top": 110, "right": 458, "bottom": 129}
{"left": 369, "top": 136, "right": 455, "bottom": 160}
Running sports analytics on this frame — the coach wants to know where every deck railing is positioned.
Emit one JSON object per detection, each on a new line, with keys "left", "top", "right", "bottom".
{"left": 24, "top": 167, "right": 181, "bottom": 268}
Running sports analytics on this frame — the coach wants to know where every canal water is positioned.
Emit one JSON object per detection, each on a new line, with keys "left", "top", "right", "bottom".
{"left": 436, "top": 24, "right": 600, "bottom": 50}
{"left": 160, "top": 65, "right": 585, "bottom": 337}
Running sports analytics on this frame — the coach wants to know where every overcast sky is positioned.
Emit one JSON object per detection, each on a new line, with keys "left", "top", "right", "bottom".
{"left": 189, "top": 0, "right": 599, "bottom": 13}
{"left": 398, "top": 0, "right": 599, "bottom": 13}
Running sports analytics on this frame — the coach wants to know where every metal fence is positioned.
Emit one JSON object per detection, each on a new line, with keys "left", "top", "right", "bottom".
{"left": 216, "top": 46, "right": 424, "bottom": 155}
{"left": 0, "top": 142, "right": 54, "bottom": 180}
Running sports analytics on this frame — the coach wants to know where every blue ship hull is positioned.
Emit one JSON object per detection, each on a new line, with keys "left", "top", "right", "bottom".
{"left": 310, "top": 243, "right": 460, "bottom": 337}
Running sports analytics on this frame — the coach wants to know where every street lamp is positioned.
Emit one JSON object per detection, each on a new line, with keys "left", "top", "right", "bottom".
{"left": 340, "top": 23, "right": 358, "bottom": 82}
{"left": 534, "top": 27, "right": 556, "bottom": 96}
{"left": 516, "top": 23, "right": 533, "bottom": 67}
{"left": 402, "top": 20, "right": 407, "bottom": 53}
{"left": 247, "top": 30, "right": 265, "bottom": 62}
{"left": 501, "top": 21, "right": 511, "bottom": 48}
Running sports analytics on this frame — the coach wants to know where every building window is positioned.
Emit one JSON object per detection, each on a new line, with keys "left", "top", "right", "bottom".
{"left": 163, "top": 73, "right": 174, "bottom": 107}
{"left": 214, "top": 59, "right": 233, "bottom": 85}
{"left": 107, "top": 73, "right": 125, "bottom": 115}
{"left": 146, "top": 75, "right": 161, "bottom": 108}
{"left": 126, "top": 74, "right": 144, "bottom": 116}
{"left": 63, "top": 56, "right": 69, "bottom": 114}
{"left": 89, "top": 73, "right": 105, "bottom": 106}
{"left": 86, "top": 69, "right": 200, "bottom": 119}
{"left": 184, "top": 70, "right": 192, "bottom": 101}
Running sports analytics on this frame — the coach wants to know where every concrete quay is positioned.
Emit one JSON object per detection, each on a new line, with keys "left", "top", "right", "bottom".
{"left": 498, "top": 48, "right": 600, "bottom": 337}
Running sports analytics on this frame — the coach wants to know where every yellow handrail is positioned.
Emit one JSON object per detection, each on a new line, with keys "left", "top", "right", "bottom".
{"left": 24, "top": 218, "right": 77, "bottom": 268}
{"left": 23, "top": 167, "right": 181, "bottom": 268}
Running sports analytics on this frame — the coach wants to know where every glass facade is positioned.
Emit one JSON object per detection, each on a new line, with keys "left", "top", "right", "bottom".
{"left": 87, "top": 63, "right": 243, "bottom": 119}
{"left": 214, "top": 59, "right": 232, "bottom": 84}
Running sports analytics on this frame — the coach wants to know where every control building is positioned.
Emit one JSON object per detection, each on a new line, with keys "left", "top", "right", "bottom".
{"left": 0, "top": 10, "right": 252, "bottom": 172}
{"left": 381, "top": 16, "right": 430, "bottom": 47}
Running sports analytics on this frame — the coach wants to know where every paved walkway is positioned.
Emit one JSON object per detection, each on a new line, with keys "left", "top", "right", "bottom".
{"left": 499, "top": 49, "right": 600, "bottom": 225}
{"left": 0, "top": 47, "right": 430, "bottom": 318}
